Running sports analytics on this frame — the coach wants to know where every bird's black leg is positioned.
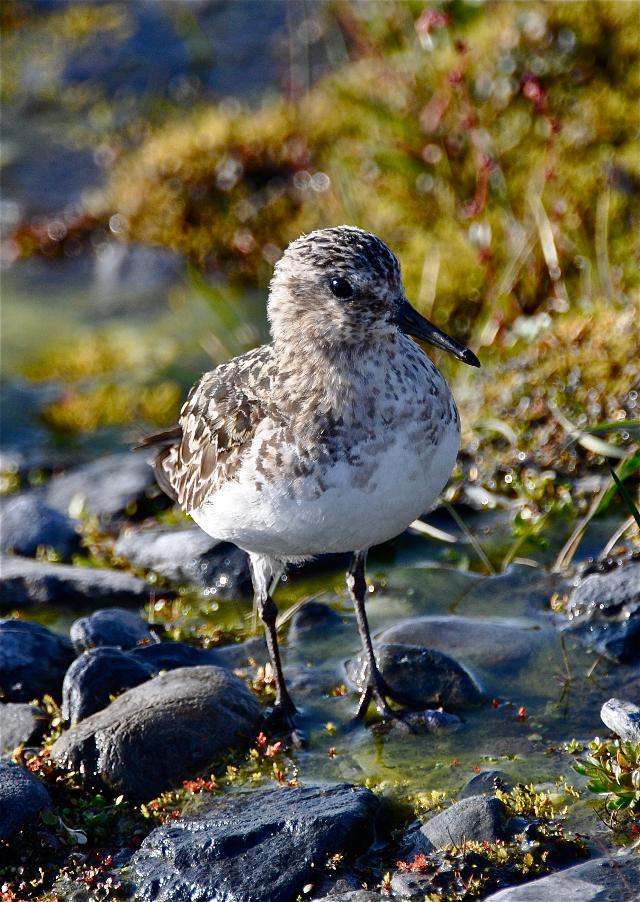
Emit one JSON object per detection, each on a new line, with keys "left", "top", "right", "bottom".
{"left": 249, "top": 554, "right": 303, "bottom": 744}
{"left": 347, "top": 550, "right": 398, "bottom": 719}
{"left": 257, "top": 590, "right": 297, "bottom": 720}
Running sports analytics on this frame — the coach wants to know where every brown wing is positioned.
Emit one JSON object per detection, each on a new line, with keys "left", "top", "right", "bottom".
{"left": 139, "top": 345, "right": 275, "bottom": 513}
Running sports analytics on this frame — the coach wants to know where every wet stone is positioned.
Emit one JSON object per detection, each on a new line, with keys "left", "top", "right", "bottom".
{"left": 0, "top": 492, "right": 80, "bottom": 560}
{"left": 45, "top": 452, "right": 157, "bottom": 520}
{"left": 62, "top": 642, "right": 227, "bottom": 724}
{"left": 51, "top": 665, "right": 260, "bottom": 800}
{"left": 345, "top": 643, "right": 482, "bottom": 711}
{"left": 374, "top": 708, "right": 463, "bottom": 739}
{"left": 406, "top": 796, "right": 507, "bottom": 856}
{"left": 70, "top": 607, "right": 158, "bottom": 652}
{"left": 0, "top": 556, "right": 153, "bottom": 610}
{"left": 0, "top": 619, "right": 74, "bottom": 702}
{"left": 459, "top": 770, "right": 511, "bottom": 800}
{"left": 379, "top": 615, "right": 548, "bottom": 674}
{"left": 62, "top": 647, "right": 154, "bottom": 725}
{"left": 483, "top": 851, "right": 640, "bottom": 901}
{"left": 600, "top": 698, "right": 640, "bottom": 742}
{"left": 561, "top": 558, "right": 640, "bottom": 664}
{"left": 568, "top": 558, "right": 640, "bottom": 618}
{"left": 0, "top": 703, "right": 48, "bottom": 755}
{"left": 114, "top": 524, "right": 252, "bottom": 598}
{"left": 0, "top": 759, "right": 52, "bottom": 841}
{"left": 129, "top": 783, "right": 380, "bottom": 902}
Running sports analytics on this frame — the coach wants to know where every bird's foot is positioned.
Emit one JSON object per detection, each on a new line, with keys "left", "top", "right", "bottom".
{"left": 354, "top": 671, "right": 406, "bottom": 721}
{"left": 261, "top": 697, "right": 307, "bottom": 748}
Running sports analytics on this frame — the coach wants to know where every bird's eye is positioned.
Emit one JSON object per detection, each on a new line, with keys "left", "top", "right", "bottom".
{"left": 329, "top": 276, "right": 353, "bottom": 299}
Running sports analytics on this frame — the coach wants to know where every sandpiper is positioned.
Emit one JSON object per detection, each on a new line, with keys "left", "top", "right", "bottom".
{"left": 140, "top": 226, "right": 479, "bottom": 731}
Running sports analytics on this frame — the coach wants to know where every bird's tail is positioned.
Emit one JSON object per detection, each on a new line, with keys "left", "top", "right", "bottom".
{"left": 135, "top": 426, "right": 182, "bottom": 503}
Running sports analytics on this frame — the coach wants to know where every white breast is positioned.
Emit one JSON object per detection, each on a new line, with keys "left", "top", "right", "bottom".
{"left": 191, "top": 417, "right": 459, "bottom": 560}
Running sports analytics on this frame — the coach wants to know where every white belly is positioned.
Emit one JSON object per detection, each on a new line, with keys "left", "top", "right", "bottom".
{"left": 191, "top": 424, "right": 459, "bottom": 559}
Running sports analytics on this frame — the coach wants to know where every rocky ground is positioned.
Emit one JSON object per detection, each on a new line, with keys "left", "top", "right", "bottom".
{"left": 0, "top": 451, "right": 638, "bottom": 901}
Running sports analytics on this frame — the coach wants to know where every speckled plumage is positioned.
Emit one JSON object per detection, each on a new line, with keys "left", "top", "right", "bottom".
{"left": 144, "top": 226, "right": 460, "bottom": 561}
{"left": 141, "top": 225, "right": 477, "bottom": 725}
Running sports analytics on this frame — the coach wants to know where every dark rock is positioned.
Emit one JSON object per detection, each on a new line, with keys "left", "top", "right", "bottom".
{"left": 62, "top": 648, "right": 154, "bottom": 725}
{"left": 0, "top": 556, "right": 153, "bottom": 609}
{"left": 568, "top": 560, "right": 640, "bottom": 617}
{"left": 0, "top": 493, "right": 80, "bottom": 559}
{"left": 0, "top": 703, "right": 48, "bottom": 754}
{"left": 114, "top": 524, "right": 252, "bottom": 597}
{"left": 63, "top": 642, "right": 227, "bottom": 725}
{"left": 423, "top": 709, "right": 463, "bottom": 730}
{"left": 0, "top": 619, "right": 74, "bottom": 702}
{"left": 345, "top": 643, "right": 482, "bottom": 711}
{"left": 288, "top": 600, "right": 343, "bottom": 643}
{"left": 70, "top": 607, "right": 158, "bottom": 652}
{"left": 483, "top": 851, "right": 640, "bottom": 900}
{"left": 0, "top": 759, "right": 52, "bottom": 840}
{"left": 569, "top": 618, "right": 640, "bottom": 665}
{"left": 407, "top": 796, "right": 507, "bottom": 854}
{"left": 600, "top": 698, "right": 640, "bottom": 742}
{"left": 51, "top": 666, "right": 260, "bottom": 799}
{"left": 459, "top": 770, "right": 510, "bottom": 800}
{"left": 44, "top": 453, "right": 156, "bottom": 520}
{"left": 374, "top": 708, "right": 463, "bottom": 739}
{"left": 129, "top": 783, "right": 380, "bottom": 902}
{"left": 561, "top": 559, "right": 640, "bottom": 663}
{"left": 378, "top": 615, "right": 548, "bottom": 674}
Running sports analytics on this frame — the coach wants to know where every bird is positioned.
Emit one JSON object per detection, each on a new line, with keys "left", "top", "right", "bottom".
{"left": 139, "top": 225, "right": 479, "bottom": 735}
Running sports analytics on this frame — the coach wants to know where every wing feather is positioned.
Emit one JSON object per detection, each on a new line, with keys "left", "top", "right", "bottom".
{"left": 139, "top": 345, "right": 275, "bottom": 513}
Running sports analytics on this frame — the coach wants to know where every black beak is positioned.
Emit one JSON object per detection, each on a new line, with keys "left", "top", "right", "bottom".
{"left": 393, "top": 298, "right": 480, "bottom": 367}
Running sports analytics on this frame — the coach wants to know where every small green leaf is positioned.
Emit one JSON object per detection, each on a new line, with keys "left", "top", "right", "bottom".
{"left": 40, "top": 809, "right": 58, "bottom": 827}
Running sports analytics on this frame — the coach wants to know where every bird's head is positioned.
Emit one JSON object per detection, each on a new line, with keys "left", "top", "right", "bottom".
{"left": 268, "top": 225, "right": 479, "bottom": 366}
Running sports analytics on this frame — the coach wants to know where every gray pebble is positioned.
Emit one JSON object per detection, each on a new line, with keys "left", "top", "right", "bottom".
{"left": 600, "top": 697, "right": 640, "bottom": 742}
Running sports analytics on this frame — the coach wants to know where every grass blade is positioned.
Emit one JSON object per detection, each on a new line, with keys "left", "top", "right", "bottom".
{"left": 608, "top": 465, "right": 640, "bottom": 529}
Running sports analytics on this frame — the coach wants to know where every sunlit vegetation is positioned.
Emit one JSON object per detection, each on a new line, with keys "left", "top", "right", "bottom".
{"left": 392, "top": 783, "right": 586, "bottom": 900}
{"left": 573, "top": 737, "right": 640, "bottom": 834}
{"left": 7, "top": 2, "right": 639, "bottom": 525}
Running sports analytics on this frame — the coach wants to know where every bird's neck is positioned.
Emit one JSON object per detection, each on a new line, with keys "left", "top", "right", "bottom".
{"left": 270, "top": 331, "right": 431, "bottom": 419}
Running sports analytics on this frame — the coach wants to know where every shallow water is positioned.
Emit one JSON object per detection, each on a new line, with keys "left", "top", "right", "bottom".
{"left": 66, "top": 512, "right": 632, "bottom": 845}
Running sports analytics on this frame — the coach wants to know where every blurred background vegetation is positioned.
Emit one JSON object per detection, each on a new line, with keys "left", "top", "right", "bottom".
{"left": 2, "top": 0, "right": 639, "bottom": 541}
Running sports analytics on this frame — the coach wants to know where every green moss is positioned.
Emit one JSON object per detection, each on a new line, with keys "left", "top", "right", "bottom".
{"left": 72, "top": 0, "right": 640, "bottom": 337}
